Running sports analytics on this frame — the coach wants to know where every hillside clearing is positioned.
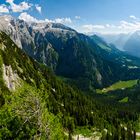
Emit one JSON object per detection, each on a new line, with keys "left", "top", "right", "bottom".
{"left": 96, "top": 80, "right": 138, "bottom": 94}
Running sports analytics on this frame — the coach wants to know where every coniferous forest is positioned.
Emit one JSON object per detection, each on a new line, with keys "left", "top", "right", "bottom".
{"left": 0, "top": 31, "right": 140, "bottom": 139}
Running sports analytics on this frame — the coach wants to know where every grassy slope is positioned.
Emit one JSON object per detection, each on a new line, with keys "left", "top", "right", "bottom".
{"left": 119, "top": 97, "right": 129, "bottom": 103}
{"left": 96, "top": 80, "right": 138, "bottom": 93}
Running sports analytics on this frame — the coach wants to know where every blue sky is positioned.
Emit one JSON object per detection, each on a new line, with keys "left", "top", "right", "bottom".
{"left": 1, "top": 0, "right": 140, "bottom": 34}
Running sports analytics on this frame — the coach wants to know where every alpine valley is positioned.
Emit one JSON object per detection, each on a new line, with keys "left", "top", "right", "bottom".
{"left": 1, "top": 15, "right": 140, "bottom": 140}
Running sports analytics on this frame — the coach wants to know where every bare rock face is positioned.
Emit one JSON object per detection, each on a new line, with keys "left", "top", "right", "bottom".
{"left": 0, "top": 15, "right": 22, "bottom": 48}
{"left": 2, "top": 64, "right": 21, "bottom": 91}
{"left": 0, "top": 15, "right": 76, "bottom": 51}
{"left": 0, "top": 15, "right": 77, "bottom": 68}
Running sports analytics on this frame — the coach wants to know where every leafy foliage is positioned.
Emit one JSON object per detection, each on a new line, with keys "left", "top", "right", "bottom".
{"left": 0, "top": 84, "right": 66, "bottom": 139}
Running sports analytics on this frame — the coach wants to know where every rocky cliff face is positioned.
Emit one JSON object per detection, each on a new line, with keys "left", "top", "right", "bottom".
{"left": 0, "top": 15, "right": 77, "bottom": 68}
{"left": 2, "top": 64, "right": 21, "bottom": 91}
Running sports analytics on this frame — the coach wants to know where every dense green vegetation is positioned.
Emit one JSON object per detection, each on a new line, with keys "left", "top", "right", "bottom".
{"left": 0, "top": 31, "right": 140, "bottom": 140}
{"left": 0, "top": 84, "right": 66, "bottom": 139}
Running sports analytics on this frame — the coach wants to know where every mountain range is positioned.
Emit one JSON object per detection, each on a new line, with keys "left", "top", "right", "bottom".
{"left": 99, "top": 31, "right": 140, "bottom": 58}
{"left": 1, "top": 15, "right": 140, "bottom": 91}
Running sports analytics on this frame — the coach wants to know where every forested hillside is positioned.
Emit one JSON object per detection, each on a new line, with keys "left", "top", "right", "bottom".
{"left": 0, "top": 31, "right": 140, "bottom": 139}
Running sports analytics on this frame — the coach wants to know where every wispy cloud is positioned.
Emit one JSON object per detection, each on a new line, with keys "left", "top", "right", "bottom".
{"left": 81, "top": 24, "right": 105, "bottom": 33}
{"left": 118, "top": 20, "right": 140, "bottom": 30}
{"left": 0, "top": 5, "right": 9, "bottom": 13}
{"left": 129, "top": 15, "right": 139, "bottom": 20}
{"left": 75, "top": 16, "right": 81, "bottom": 19}
{"left": 35, "top": 4, "right": 41, "bottom": 13}
{"left": 78, "top": 15, "right": 140, "bottom": 34}
{"left": 54, "top": 18, "right": 72, "bottom": 24}
{"left": 18, "top": 12, "right": 73, "bottom": 25}
{"left": 0, "top": 0, "right": 43, "bottom": 14}
{"left": 6, "top": 0, "right": 31, "bottom": 12}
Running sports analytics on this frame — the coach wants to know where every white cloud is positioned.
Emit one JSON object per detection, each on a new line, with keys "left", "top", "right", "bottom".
{"left": 129, "top": 15, "right": 138, "bottom": 20}
{"left": 35, "top": 4, "right": 41, "bottom": 13}
{"left": 80, "top": 24, "right": 104, "bottom": 33}
{"left": 75, "top": 16, "right": 81, "bottom": 19}
{"left": 54, "top": 18, "right": 72, "bottom": 24}
{"left": 19, "top": 12, "right": 39, "bottom": 22}
{"left": 105, "top": 24, "right": 116, "bottom": 28}
{"left": 6, "top": 0, "right": 31, "bottom": 12}
{"left": 93, "top": 25, "right": 105, "bottom": 29}
{"left": 81, "top": 24, "right": 105, "bottom": 33}
{"left": 45, "top": 18, "right": 53, "bottom": 23}
{"left": 81, "top": 21, "right": 140, "bottom": 34}
{"left": 19, "top": 13, "right": 52, "bottom": 23}
{"left": 118, "top": 20, "right": 140, "bottom": 31}
{"left": 18, "top": 12, "right": 72, "bottom": 25}
{"left": 106, "top": 24, "right": 110, "bottom": 28}
{"left": 78, "top": 15, "right": 140, "bottom": 34}
{"left": 0, "top": 5, "right": 9, "bottom": 13}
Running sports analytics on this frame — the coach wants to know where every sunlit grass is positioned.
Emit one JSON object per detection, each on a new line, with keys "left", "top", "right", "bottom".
{"left": 96, "top": 80, "right": 138, "bottom": 94}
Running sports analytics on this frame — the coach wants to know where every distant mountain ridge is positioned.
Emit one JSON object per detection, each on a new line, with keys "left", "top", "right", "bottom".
{"left": 97, "top": 33, "right": 131, "bottom": 51}
{"left": 124, "top": 30, "right": 140, "bottom": 57}
{"left": 99, "top": 31, "right": 140, "bottom": 58}
{"left": 1, "top": 15, "right": 140, "bottom": 90}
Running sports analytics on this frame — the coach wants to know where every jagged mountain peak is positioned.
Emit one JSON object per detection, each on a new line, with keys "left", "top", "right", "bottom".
{"left": 30, "top": 22, "right": 76, "bottom": 31}
{"left": 0, "top": 15, "right": 14, "bottom": 21}
{"left": 0, "top": 15, "right": 76, "bottom": 33}
{"left": 0, "top": 16, "right": 77, "bottom": 48}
